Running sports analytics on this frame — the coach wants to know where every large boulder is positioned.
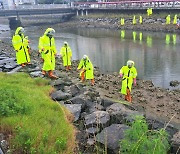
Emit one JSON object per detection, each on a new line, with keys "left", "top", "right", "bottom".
{"left": 64, "top": 104, "right": 82, "bottom": 121}
{"left": 171, "top": 131, "right": 180, "bottom": 153}
{"left": 51, "top": 90, "right": 72, "bottom": 101}
{"left": 85, "top": 111, "right": 110, "bottom": 129}
{"left": 106, "top": 103, "right": 143, "bottom": 124}
{"left": 146, "top": 116, "right": 179, "bottom": 138}
{"left": 96, "top": 124, "right": 129, "bottom": 153}
{"left": 30, "top": 71, "right": 44, "bottom": 78}
{"left": 70, "top": 85, "right": 80, "bottom": 97}
{"left": 170, "top": 80, "right": 180, "bottom": 87}
{"left": 100, "top": 98, "right": 115, "bottom": 108}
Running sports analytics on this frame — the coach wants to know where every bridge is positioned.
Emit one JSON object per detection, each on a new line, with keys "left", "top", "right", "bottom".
{"left": 0, "top": 0, "right": 180, "bottom": 17}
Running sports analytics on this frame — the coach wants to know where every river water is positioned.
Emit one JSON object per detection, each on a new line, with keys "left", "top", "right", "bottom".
{"left": 0, "top": 25, "right": 180, "bottom": 89}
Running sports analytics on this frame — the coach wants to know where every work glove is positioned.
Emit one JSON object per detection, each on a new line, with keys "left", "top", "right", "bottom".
{"left": 119, "top": 73, "right": 123, "bottom": 78}
{"left": 133, "top": 78, "right": 136, "bottom": 86}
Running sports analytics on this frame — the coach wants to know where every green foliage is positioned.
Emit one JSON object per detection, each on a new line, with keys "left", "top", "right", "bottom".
{"left": 0, "top": 73, "right": 75, "bottom": 153}
{"left": 55, "top": 137, "right": 67, "bottom": 151}
{"left": 0, "top": 88, "right": 30, "bottom": 117}
{"left": 120, "top": 116, "right": 170, "bottom": 154}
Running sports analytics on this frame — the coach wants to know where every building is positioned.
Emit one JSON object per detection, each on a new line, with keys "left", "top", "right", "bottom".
{"left": 1, "top": 0, "right": 36, "bottom": 9}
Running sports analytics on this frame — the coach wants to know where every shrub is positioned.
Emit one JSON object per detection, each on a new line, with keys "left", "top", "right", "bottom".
{"left": 120, "top": 116, "right": 170, "bottom": 154}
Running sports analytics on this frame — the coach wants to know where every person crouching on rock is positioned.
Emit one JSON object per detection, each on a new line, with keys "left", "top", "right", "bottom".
{"left": 119, "top": 60, "right": 137, "bottom": 102}
{"left": 77, "top": 55, "right": 95, "bottom": 86}
{"left": 60, "top": 41, "right": 72, "bottom": 71}
{"left": 12, "top": 27, "right": 31, "bottom": 67}
{"left": 38, "top": 28, "right": 58, "bottom": 79}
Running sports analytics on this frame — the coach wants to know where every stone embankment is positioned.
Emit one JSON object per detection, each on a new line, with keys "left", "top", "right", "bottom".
{"left": 0, "top": 40, "right": 180, "bottom": 153}
{"left": 57, "top": 15, "right": 180, "bottom": 33}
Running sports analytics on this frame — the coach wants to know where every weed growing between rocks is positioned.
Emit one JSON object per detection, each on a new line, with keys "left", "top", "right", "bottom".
{"left": 120, "top": 116, "right": 170, "bottom": 154}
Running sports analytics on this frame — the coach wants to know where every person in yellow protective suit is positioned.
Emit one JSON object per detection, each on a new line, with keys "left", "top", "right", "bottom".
{"left": 60, "top": 41, "right": 72, "bottom": 71}
{"left": 12, "top": 27, "right": 30, "bottom": 67}
{"left": 173, "top": 14, "right": 177, "bottom": 25}
{"left": 149, "top": 8, "right": 153, "bottom": 16}
{"left": 139, "top": 16, "right": 143, "bottom": 24}
{"left": 38, "top": 28, "right": 58, "bottom": 79}
{"left": 133, "top": 15, "right": 136, "bottom": 25}
{"left": 166, "top": 15, "right": 171, "bottom": 25}
{"left": 77, "top": 55, "right": 94, "bottom": 85}
{"left": 120, "top": 18, "right": 125, "bottom": 26}
{"left": 147, "top": 8, "right": 150, "bottom": 16}
{"left": 119, "top": 60, "right": 137, "bottom": 102}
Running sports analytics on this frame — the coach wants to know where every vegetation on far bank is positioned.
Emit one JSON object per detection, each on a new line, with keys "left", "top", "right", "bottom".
{"left": 0, "top": 73, "right": 76, "bottom": 153}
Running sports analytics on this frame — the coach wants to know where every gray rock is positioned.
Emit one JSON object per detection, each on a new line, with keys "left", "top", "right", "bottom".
{"left": 96, "top": 124, "right": 129, "bottom": 152}
{"left": 85, "top": 111, "right": 110, "bottom": 128}
{"left": 101, "top": 99, "right": 114, "bottom": 108}
{"left": 86, "top": 127, "right": 100, "bottom": 135}
{"left": 170, "top": 80, "right": 180, "bottom": 87}
{"left": 0, "top": 140, "right": 8, "bottom": 152}
{"left": 106, "top": 103, "right": 143, "bottom": 124}
{"left": 51, "top": 90, "right": 71, "bottom": 101}
{"left": 30, "top": 71, "right": 43, "bottom": 78}
{"left": 4, "top": 63, "right": 17, "bottom": 69}
{"left": 51, "top": 78, "right": 72, "bottom": 90}
{"left": 70, "top": 85, "right": 80, "bottom": 97}
{"left": 89, "top": 103, "right": 104, "bottom": 113}
{"left": 146, "top": 116, "right": 178, "bottom": 138}
{"left": 171, "top": 131, "right": 180, "bottom": 153}
{"left": 0, "top": 58, "right": 16, "bottom": 65}
{"left": 64, "top": 104, "right": 82, "bottom": 121}
{"left": 87, "top": 138, "right": 95, "bottom": 146}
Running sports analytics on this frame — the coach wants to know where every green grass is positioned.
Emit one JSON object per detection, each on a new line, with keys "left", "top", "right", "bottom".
{"left": 0, "top": 73, "right": 76, "bottom": 154}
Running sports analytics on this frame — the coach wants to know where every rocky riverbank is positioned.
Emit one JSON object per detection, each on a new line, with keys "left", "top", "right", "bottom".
{"left": 0, "top": 39, "right": 180, "bottom": 153}
{"left": 55, "top": 14, "right": 180, "bottom": 33}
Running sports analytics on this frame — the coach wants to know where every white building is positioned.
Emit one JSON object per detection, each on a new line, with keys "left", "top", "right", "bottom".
{"left": 2, "top": 0, "right": 36, "bottom": 9}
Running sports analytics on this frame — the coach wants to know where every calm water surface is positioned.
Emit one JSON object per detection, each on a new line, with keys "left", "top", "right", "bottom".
{"left": 1, "top": 25, "right": 180, "bottom": 89}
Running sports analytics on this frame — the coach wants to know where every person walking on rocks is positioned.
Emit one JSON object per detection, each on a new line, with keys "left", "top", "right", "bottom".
{"left": 77, "top": 55, "right": 95, "bottom": 85}
{"left": 38, "top": 28, "right": 58, "bottom": 79}
{"left": 119, "top": 60, "right": 137, "bottom": 102}
{"left": 60, "top": 41, "right": 72, "bottom": 71}
{"left": 12, "top": 27, "right": 30, "bottom": 67}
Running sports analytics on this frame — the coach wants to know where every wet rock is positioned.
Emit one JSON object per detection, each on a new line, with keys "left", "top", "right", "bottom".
{"left": 0, "top": 133, "right": 4, "bottom": 141}
{"left": 64, "top": 104, "right": 82, "bottom": 121}
{"left": 171, "top": 131, "right": 180, "bottom": 153}
{"left": 30, "top": 71, "right": 43, "bottom": 78}
{"left": 170, "top": 80, "right": 180, "bottom": 87}
{"left": 51, "top": 90, "right": 72, "bottom": 101}
{"left": 85, "top": 111, "right": 110, "bottom": 129}
{"left": 96, "top": 124, "right": 129, "bottom": 153}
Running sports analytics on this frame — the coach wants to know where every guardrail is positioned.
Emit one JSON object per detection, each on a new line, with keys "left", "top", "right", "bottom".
{"left": 73, "top": 0, "right": 180, "bottom": 9}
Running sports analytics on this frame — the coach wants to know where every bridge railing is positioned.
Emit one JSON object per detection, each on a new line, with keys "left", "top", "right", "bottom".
{"left": 73, "top": 0, "right": 180, "bottom": 9}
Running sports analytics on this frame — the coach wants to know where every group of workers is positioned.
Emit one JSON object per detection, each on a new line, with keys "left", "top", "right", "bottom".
{"left": 12, "top": 26, "right": 137, "bottom": 103}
